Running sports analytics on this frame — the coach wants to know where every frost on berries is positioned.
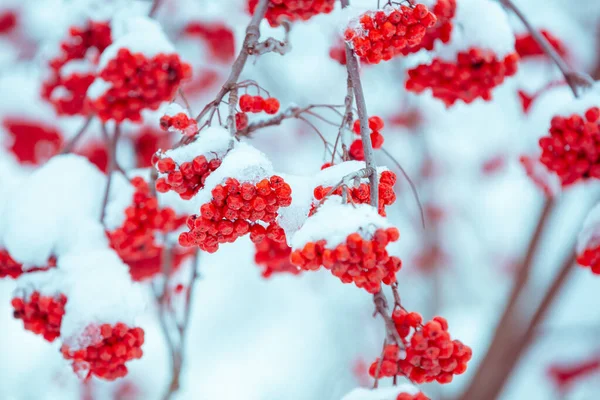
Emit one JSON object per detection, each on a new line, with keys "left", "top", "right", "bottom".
{"left": 154, "top": 126, "right": 232, "bottom": 200}
{"left": 87, "top": 17, "right": 191, "bottom": 123}
{"left": 344, "top": 4, "right": 437, "bottom": 64}
{"left": 537, "top": 90, "right": 600, "bottom": 186}
{"left": 369, "top": 312, "right": 472, "bottom": 384}
{"left": 405, "top": 0, "right": 519, "bottom": 106}
{"left": 41, "top": 21, "right": 112, "bottom": 116}
{"left": 290, "top": 199, "right": 401, "bottom": 293}
{"left": 248, "top": 0, "right": 336, "bottom": 27}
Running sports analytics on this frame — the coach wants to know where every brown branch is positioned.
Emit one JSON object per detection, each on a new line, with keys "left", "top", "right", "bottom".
{"left": 148, "top": 0, "right": 163, "bottom": 17}
{"left": 458, "top": 199, "right": 555, "bottom": 400}
{"left": 99, "top": 123, "right": 121, "bottom": 225}
{"left": 373, "top": 290, "right": 404, "bottom": 347}
{"left": 254, "top": 21, "right": 292, "bottom": 55}
{"left": 500, "top": 0, "right": 593, "bottom": 97}
{"left": 478, "top": 252, "right": 577, "bottom": 400}
{"left": 60, "top": 116, "right": 93, "bottom": 154}
{"left": 194, "top": 0, "right": 270, "bottom": 124}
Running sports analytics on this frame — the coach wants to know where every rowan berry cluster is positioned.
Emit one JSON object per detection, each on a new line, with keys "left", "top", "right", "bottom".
{"left": 160, "top": 112, "right": 198, "bottom": 137}
{"left": 236, "top": 94, "right": 280, "bottom": 130}
{"left": 406, "top": 49, "right": 519, "bottom": 106}
{"left": 576, "top": 245, "right": 600, "bottom": 274}
{"left": 11, "top": 291, "right": 67, "bottom": 342}
{"left": 254, "top": 234, "right": 300, "bottom": 278}
{"left": 369, "top": 312, "right": 472, "bottom": 384}
{"left": 515, "top": 30, "right": 567, "bottom": 60}
{"left": 179, "top": 176, "right": 292, "bottom": 253}
{"left": 41, "top": 21, "right": 112, "bottom": 116}
{"left": 397, "top": 393, "right": 430, "bottom": 400}
{"left": 312, "top": 170, "right": 397, "bottom": 216}
{"left": 349, "top": 116, "right": 385, "bottom": 161}
{"left": 538, "top": 107, "right": 600, "bottom": 186}
{"left": 248, "top": 0, "right": 336, "bottom": 27}
{"left": 61, "top": 323, "right": 144, "bottom": 381}
{"left": 87, "top": 49, "right": 192, "bottom": 123}
{"left": 2, "top": 118, "right": 63, "bottom": 165}
{"left": 0, "top": 250, "right": 56, "bottom": 279}
{"left": 344, "top": 5, "right": 437, "bottom": 64}
{"left": 401, "top": 0, "right": 457, "bottom": 55}
{"left": 108, "top": 177, "right": 180, "bottom": 264}
{"left": 155, "top": 154, "right": 223, "bottom": 200}
{"left": 290, "top": 227, "right": 401, "bottom": 293}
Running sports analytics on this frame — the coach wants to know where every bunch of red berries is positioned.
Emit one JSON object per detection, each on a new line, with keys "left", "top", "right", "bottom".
{"left": 2, "top": 118, "right": 63, "bottom": 165}
{"left": 160, "top": 112, "right": 198, "bottom": 137}
{"left": 515, "top": 30, "right": 567, "bottom": 60}
{"left": 538, "top": 107, "right": 600, "bottom": 186}
{"left": 406, "top": 49, "right": 519, "bottom": 106}
{"left": 108, "top": 177, "right": 180, "bottom": 263}
{"left": 344, "top": 5, "right": 437, "bottom": 64}
{"left": 402, "top": 0, "right": 456, "bottom": 55}
{"left": 179, "top": 176, "right": 293, "bottom": 253}
{"left": 349, "top": 116, "right": 385, "bottom": 161}
{"left": 155, "top": 154, "right": 222, "bottom": 200}
{"left": 61, "top": 323, "right": 144, "bottom": 381}
{"left": 397, "top": 392, "right": 430, "bottom": 400}
{"left": 41, "top": 21, "right": 112, "bottom": 116}
{"left": 291, "top": 227, "right": 401, "bottom": 293}
{"left": 11, "top": 291, "right": 67, "bottom": 342}
{"left": 182, "top": 22, "right": 235, "bottom": 63}
{"left": 369, "top": 312, "right": 472, "bottom": 384}
{"left": 576, "top": 245, "right": 600, "bottom": 274}
{"left": 87, "top": 49, "right": 192, "bottom": 123}
{"left": 313, "top": 170, "right": 397, "bottom": 216}
{"left": 248, "top": 0, "right": 335, "bottom": 27}
{"left": 254, "top": 233, "right": 300, "bottom": 278}
{"left": 236, "top": 94, "right": 281, "bottom": 131}
{"left": 0, "top": 250, "right": 56, "bottom": 279}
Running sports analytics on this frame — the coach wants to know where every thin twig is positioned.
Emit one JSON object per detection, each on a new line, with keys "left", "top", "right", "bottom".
{"left": 60, "top": 116, "right": 93, "bottom": 154}
{"left": 500, "top": 0, "right": 593, "bottom": 97}
{"left": 148, "top": 0, "right": 163, "bottom": 17}
{"left": 99, "top": 124, "right": 120, "bottom": 225}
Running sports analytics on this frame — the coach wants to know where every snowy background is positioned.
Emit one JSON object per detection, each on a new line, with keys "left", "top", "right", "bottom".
{"left": 1, "top": 0, "right": 600, "bottom": 399}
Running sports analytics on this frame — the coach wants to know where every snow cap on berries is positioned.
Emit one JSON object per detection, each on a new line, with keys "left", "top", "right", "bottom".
{"left": 158, "top": 126, "right": 231, "bottom": 167}
{"left": 291, "top": 197, "right": 392, "bottom": 250}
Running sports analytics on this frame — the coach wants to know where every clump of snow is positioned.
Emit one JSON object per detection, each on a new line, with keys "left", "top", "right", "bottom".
{"left": 435, "top": 0, "right": 515, "bottom": 61}
{"left": 163, "top": 103, "right": 189, "bottom": 118}
{"left": 14, "top": 269, "right": 66, "bottom": 299}
{"left": 57, "top": 249, "right": 146, "bottom": 349}
{"left": 277, "top": 173, "right": 315, "bottom": 242}
{"left": 291, "top": 197, "right": 392, "bottom": 249}
{"left": 315, "top": 161, "right": 389, "bottom": 187}
{"left": 0, "top": 155, "right": 109, "bottom": 266}
{"left": 86, "top": 78, "right": 112, "bottom": 101}
{"left": 577, "top": 203, "right": 600, "bottom": 254}
{"left": 59, "top": 59, "right": 96, "bottom": 78}
{"left": 159, "top": 126, "right": 232, "bottom": 165}
{"left": 341, "top": 384, "right": 420, "bottom": 400}
{"left": 103, "top": 172, "right": 136, "bottom": 232}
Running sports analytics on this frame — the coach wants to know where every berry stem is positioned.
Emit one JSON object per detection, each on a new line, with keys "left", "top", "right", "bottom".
{"left": 458, "top": 198, "right": 555, "bottom": 399}
{"left": 148, "top": 0, "right": 163, "bottom": 17}
{"left": 194, "top": 0, "right": 270, "bottom": 124}
{"left": 60, "top": 116, "right": 93, "bottom": 154}
{"left": 100, "top": 123, "right": 121, "bottom": 225}
{"left": 500, "top": 0, "right": 593, "bottom": 97}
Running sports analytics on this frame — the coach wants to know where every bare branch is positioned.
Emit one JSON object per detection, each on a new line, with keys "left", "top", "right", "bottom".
{"left": 100, "top": 123, "right": 121, "bottom": 225}
{"left": 60, "top": 116, "right": 93, "bottom": 154}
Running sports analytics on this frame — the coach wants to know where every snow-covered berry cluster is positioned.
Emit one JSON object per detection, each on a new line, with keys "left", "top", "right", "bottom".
{"left": 87, "top": 49, "right": 191, "bottom": 122}
{"left": 538, "top": 107, "right": 600, "bottom": 186}
{"left": 179, "top": 175, "right": 292, "bottom": 253}
{"left": 108, "top": 177, "right": 181, "bottom": 265}
{"left": 61, "top": 323, "right": 144, "bottom": 381}
{"left": 406, "top": 49, "right": 519, "bottom": 106}
{"left": 41, "top": 21, "right": 112, "bottom": 116}
{"left": 160, "top": 112, "right": 198, "bottom": 137}
{"left": 313, "top": 170, "right": 397, "bottom": 216}
{"left": 344, "top": 5, "right": 437, "bottom": 64}
{"left": 349, "top": 116, "right": 385, "bottom": 161}
{"left": 515, "top": 30, "right": 567, "bottom": 60}
{"left": 155, "top": 155, "right": 223, "bottom": 200}
{"left": 248, "top": 0, "right": 335, "bottom": 27}
{"left": 291, "top": 225, "right": 401, "bottom": 293}
{"left": 254, "top": 233, "right": 300, "bottom": 278}
{"left": 11, "top": 291, "right": 67, "bottom": 342}
{"left": 370, "top": 312, "right": 472, "bottom": 384}
{"left": 401, "top": 0, "right": 457, "bottom": 55}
